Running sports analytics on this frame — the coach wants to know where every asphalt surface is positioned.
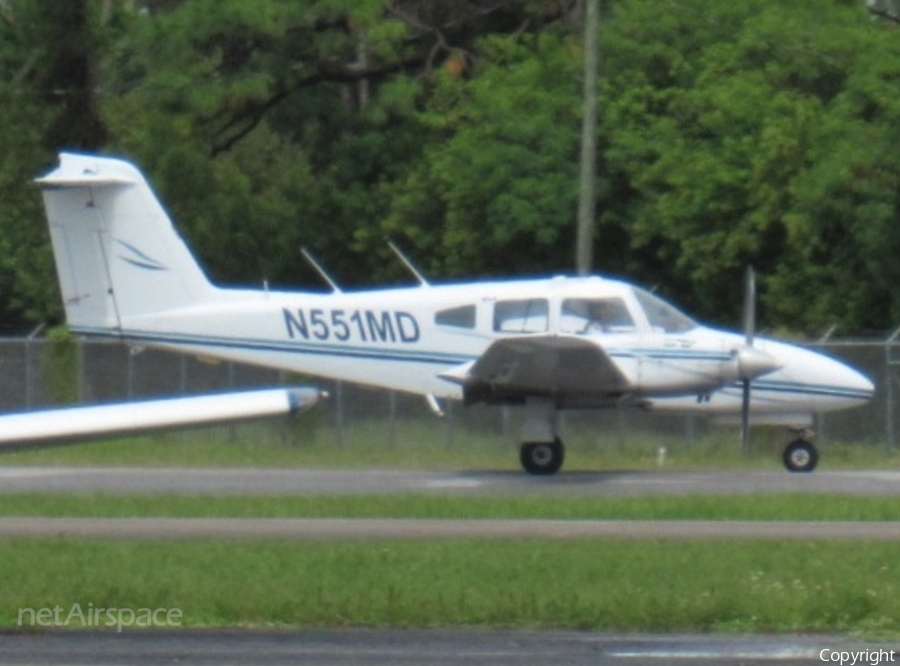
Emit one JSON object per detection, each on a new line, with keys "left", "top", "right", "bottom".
{"left": 3, "top": 466, "right": 900, "bottom": 495}
{"left": 0, "top": 629, "right": 888, "bottom": 666}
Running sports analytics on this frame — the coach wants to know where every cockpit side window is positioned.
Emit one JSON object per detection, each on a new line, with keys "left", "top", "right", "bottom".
{"left": 633, "top": 288, "right": 697, "bottom": 333}
{"left": 494, "top": 299, "right": 548, "bottom": 333}
{"left": 435, "top": 304, "right": 476, "bottom": 329}
{"left": 560, "top": 298, "right": 635, "bottom": 334}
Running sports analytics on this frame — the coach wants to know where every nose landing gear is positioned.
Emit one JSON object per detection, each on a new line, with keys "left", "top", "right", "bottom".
{"left": 783, "top": 437, "right": 818, "bottom": 473}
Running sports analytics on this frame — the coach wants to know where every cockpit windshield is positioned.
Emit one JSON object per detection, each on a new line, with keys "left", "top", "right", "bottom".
{"left": 632, "top": 287, "right": 697, "bottom": 334}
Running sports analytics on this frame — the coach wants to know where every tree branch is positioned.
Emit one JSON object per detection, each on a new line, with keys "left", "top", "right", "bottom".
{"left": 209, "top": 56, "right": 426, "bottom": 156}
{"left": 868, "top": 5, "right": 900, "bottom": 24}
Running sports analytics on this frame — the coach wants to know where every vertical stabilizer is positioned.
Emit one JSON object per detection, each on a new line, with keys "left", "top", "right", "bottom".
{"left": 36, "top": 153, "right": 217, "bottom": 333}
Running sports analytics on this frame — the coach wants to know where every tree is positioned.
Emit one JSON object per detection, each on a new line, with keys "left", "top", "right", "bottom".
{"left": 379, "top": 32, "right": 584, "bottom": 278}
{"left": 99, "top": 0, "right": 585, "bottom": 287}
{"left": 0, "top": 0, "right": 68, "bottom": 328}
{"left": 600, "top": 0, "right": 900, "bottom": 332}
{"left": 4, "top": 0, "right": 900, "bottom": 337}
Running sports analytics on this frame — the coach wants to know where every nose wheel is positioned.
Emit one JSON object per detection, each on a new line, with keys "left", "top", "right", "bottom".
{"left": 783, "top": 438, "right": 818, "bottom": 473}
{"left": 520, "top": 438, "right": 565, "bottom": 475}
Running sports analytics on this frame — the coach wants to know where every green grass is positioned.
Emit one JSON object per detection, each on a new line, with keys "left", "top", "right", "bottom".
{"left": 3, "top": 418, "right": 897, "bottom": 636}
{"left": 3, "top": 538, "right": 899, "bottom": 635}
{"left": 0, "top": 416, "right": 895, "bottom": 470}
{"left": 4, "top": 492, "right": 900, "bottom": 521}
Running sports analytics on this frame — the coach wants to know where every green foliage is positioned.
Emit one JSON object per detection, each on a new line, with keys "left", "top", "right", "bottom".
{"left": 601, "top": 0, "right": 899, "bottom": 327}
{"left": 40, "top": 327, "right": 78, "bottom": 404}
{"left": 381, "top": 33, "right": 583, "bottom": 277}
{"left": 3, "top": 0, "right": 900, "bottom": 333}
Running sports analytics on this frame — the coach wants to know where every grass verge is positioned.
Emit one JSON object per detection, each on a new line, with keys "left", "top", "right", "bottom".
{"left": 3, "top": 538, "right": 898, "bottom": 635}
{"left": 0, "top": 417, "right": 894, "bottom": 469}
{"left": 4, "top": 493, "right": 900, "bottom": 521}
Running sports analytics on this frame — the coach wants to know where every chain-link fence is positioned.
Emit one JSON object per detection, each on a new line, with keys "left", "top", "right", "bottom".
{"left": 0, "top": 336, "right": 895, "bottom": 453}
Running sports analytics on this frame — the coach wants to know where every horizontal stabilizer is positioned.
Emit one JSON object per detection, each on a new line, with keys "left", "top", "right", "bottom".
{"left": 0, "top": 387, "right": 324, "bottom": 451}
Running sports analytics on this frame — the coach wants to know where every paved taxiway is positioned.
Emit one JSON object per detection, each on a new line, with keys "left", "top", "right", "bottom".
{"left": 3, "top": 466, "right": 900, "bottom": 495}
{"left": 0, "top": 629, "right": 881, "bottom": 665}
{"left": 4, "top": 466, "right": 900, "bottom": 540}
{"left": 3, "top": 516, "right": 900, "bottom": 540}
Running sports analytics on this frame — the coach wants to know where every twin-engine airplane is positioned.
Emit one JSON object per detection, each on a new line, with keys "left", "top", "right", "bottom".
{"left": 34, "top": 153, "right": 874, "bottom": 474}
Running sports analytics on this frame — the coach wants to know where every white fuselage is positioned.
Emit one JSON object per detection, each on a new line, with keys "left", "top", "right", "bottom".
{"left": 74, "top": 275, "right": 873, "bottom": 426}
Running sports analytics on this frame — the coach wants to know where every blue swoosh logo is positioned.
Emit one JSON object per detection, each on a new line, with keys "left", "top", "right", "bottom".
{"left": 114, "top": 239, "right": 167, "bottom": 271}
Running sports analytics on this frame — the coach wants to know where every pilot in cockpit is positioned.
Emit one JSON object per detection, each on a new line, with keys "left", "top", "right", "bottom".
{"left": 582, "top": 300, "right": 614, "bottom": 333}
{"left": 561, "top": 298, "right": 634, "bottom": 335}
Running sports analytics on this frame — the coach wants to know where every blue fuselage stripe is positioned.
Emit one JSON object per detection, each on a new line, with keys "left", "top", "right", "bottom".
{"left": 73, "top": 327, "right": 473, "bottom": 366}
{"left": 72, "top": 327, "right": 871, "bottom": 401}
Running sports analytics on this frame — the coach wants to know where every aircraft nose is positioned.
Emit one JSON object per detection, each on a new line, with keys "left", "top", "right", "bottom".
{"left": 846, "top": 364, "right": 875, "bottom": 400}
{"left": 764, "top": 340, "right": 876, "bottom": 411}
{"left": 826, "top": 355, "right": 875, "bottom": 403}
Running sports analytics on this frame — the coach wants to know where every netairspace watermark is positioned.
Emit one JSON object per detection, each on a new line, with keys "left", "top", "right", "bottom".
{"left": 18, "top": 603, "right": 182, "bottom": 633}
{"left": 820, "top": 649, "right": 897, "bottom": 665}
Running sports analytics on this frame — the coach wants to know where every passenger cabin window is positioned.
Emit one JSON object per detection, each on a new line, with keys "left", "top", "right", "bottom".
{"left": 494, "top": 299, "right": 549, "bottom": 334}
{"left": 633, "top": 288, "right": 697, "bottom": 333}
{"left": 560, "top": 298, "right": 635, "bottom": 334}
{"left": 435, "top": 304, "right": 476, "bottom": 329}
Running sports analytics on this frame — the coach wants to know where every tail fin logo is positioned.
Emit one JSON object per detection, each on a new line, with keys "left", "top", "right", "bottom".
{"left": 114, "top": 239, "right": 168, "bottom": 271}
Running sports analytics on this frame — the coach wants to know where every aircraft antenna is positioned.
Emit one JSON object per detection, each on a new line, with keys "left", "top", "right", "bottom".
{"left": 300, "top": 248, "right": 343, "bottom": 293}
{"left": 387, "top": 240, "right": 430, "bottom": 287}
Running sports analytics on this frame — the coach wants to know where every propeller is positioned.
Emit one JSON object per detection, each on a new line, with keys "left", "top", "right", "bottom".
{"left": 735, "top": 267, "right": 780, "bottom": 453}
{"left": 740, "top": 266, "right": 755, "bottom": 454}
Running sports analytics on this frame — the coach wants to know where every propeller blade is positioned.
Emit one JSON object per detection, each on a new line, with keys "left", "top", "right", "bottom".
{"left": 743, "top": 266, "right": 756, "bottom": 347}
{"left": 741, "top": 266, "right": 756, "bottom": 453}
{"left": 741, "top": 378, "right": 751, "bottom": 454}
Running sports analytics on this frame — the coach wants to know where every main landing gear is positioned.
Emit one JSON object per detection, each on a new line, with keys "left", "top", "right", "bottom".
{"left": 783, "top": 437, "right": 818, "bottom": 473}
{"left": 518, "top": 399, "right": 565, "bottom": 475}
{"left": 520, "top": 439, "right": 565, "bottom": 475}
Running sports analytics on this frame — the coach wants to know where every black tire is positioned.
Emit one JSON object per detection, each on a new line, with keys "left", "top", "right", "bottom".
{"left": 783, "top": 439, "right": 818, "bottom": 473}
{"left": 520, "top": 439, "right": 565, "bottom": 475}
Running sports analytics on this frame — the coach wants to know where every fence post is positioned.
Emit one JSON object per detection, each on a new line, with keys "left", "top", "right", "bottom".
{"left": 25, "top": 338, "right": 34, "bottom": 409}
{"left": 127, "top": 345, "right": 136, "bottom": 400}
{"left": 334, "top": 381, "right": 344, "bottom": 446}
{"left": 444, "top": 399, "right": 454, "bottom": 448}
{"left": 388, "top": 390, "right": 397, "bottom": 448}
{"left": 77, "top": 338, "right": 85, "bottom": 404}
{"left": 886, "top": 327, "right": 900, "bottom": 452}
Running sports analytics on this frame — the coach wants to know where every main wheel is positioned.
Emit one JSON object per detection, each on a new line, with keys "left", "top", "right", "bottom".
{"left": 783, "top": 439, "right": 818, "bottom": 473}
{"left": 520, "top": 438, "right": 565, "bottom": 475}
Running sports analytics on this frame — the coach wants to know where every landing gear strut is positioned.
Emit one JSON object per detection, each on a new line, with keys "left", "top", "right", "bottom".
{"left": 518, "top": 398, "right": 565, "bottom": 475}
{"left": 783, "top": 438, "right": 818, "bottom": 473}
{"left": 520, "top": 438, "right": 565, "bottom": 475}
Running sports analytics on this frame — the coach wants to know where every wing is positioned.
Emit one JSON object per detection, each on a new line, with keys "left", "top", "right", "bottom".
{"left": 0, "top": 387, "right": 323, "bottom": 451}
{"left": 443, "top": 335, "right": 632, "bottom": 406}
